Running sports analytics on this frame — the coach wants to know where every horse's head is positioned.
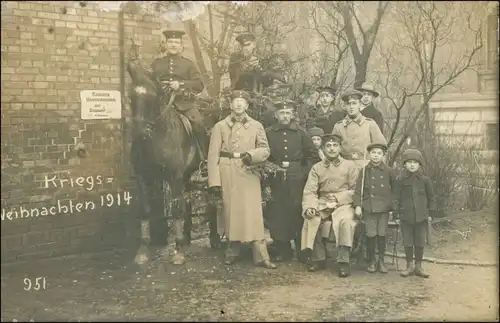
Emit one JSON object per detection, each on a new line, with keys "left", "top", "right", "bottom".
{"left": 127, "top": 61, "right": 163, "bottom": 135}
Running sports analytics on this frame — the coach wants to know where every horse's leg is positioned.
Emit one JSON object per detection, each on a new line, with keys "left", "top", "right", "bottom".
{"left": 170, "top": 181, "right": 187, "bottom": 265}
{"left": 183, "top": 201, "right": 192, "bottom": 246}
{"left": 135, "top": 173, "right": 152, "bottom": 265}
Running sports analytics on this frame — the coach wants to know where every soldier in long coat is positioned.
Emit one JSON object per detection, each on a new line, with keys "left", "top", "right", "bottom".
{"left": 265, "top": 100, "right": 319, "bottom": 262}
{"left": 207, "top": 90, "right": 277, "bottom": 269}
{"left": 308, "top": 86, "right": 345, "bottom": 134}
{"left": 151, "top": 30, "right": 209, "bottom": 158}
{"left": 332, "top": 89, "right": 387, "bottom": 168}
{"left": 301, "top": 134, "right": 360, "bottom": 277}
{"left": 356, "top": 82, "right": 386, "bottom": 134}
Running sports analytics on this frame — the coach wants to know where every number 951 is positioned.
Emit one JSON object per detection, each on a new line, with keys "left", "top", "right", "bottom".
{"left": 23, "top": 277, "right": 46, "bottom": 291}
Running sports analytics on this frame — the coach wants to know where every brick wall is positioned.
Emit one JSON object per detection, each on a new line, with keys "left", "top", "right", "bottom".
{"left": 0, "top": 1, "right": 182, "bottom": 263}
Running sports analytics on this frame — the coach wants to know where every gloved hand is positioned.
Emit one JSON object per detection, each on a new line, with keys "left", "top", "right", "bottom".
{"left": 304, "top": 208, "right": 317, "bottom": 220}
{"left": 241, "top": 153, "right": 252, "bottom": 166}
{"left": 354, "top": 206, "right": 362, "bottom": 220}
{"left": 208, "top": 186, "right": 222, "bottom": 199}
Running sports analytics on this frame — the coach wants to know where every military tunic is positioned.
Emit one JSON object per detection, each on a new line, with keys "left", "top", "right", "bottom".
{"left": 151, "top": 54, "right": 204, "bottom": 112}
{"left": 301, "top": 157, "right": 359, "bottom": 250}
{"left": 310, "top": 106, "right": 345, "bottom": 134}
{"left": 229, "top": 52, "right": 265, "bottom": 92}
{"left": 361, "top": 103, "right": 385, "bottom": 134}
{"left": 264, "top": 121, "right": 319, "bottom": 243}
{"left": 332, "top": 114, "right": 387, "bottom": 162}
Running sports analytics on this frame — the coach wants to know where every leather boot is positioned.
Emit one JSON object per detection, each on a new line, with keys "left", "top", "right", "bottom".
{"left": 400, "top": 246, "right": 414, "bottom": 277}
{"left": 307, "top": 261, "right": 326, "bottom": 272}
{"left": 377, "top": 236, "right": 388, "bottom": 274}
{"left": 414, "top": 247, "right": 430, "bottom": 278}
{"left": 338, "top": 262, "right": 350, "bottom": 278}
{"left": 366, "top": 236, "right": 377, "bottom": 273}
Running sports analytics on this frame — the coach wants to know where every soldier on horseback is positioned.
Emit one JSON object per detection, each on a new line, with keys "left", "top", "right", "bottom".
{"left": 151, "top": 30, "right": 209, "bottom": 159}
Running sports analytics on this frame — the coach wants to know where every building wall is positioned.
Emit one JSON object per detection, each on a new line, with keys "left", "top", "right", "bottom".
{"left": 0, "top": 1, "right": 177, "bottom": 263}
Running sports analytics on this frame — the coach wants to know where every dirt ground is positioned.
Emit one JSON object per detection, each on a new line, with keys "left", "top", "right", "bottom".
{"left": 1, "top": 210, "right": 498, "bottom": 322}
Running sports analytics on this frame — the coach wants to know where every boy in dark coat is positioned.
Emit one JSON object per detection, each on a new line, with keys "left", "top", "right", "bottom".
{"left": 396, "top": 149, "right": 436, "bottom": 278}
{"left": 353, "top": 143, "right": 397, "bottom": 274}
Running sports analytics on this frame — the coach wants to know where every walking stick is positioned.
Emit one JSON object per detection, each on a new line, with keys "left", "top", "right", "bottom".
{"left": 359, "top": 148, "right": 368, "bottom": 223}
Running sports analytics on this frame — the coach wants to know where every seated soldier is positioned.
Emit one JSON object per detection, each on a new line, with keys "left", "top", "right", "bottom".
{"left": 151, "top": 29, "right": 209, "bottom": 160}
{"left": 301, "top": 133, "right": 360, "bottom": 277}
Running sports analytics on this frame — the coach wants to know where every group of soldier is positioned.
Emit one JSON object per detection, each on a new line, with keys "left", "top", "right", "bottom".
{"left": 151, "top": 30, "right": 437, "bottom": 279}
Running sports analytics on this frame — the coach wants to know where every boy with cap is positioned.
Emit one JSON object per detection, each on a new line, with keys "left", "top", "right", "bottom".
{"left": 332, "top": 89, "right": 386, "bottom": 168}
{"left": 396, "top": 149, "right": 436, "bottom": 278}
{"left": 308, "top": 127, "right": 325, "bottom": 160}
{"left": 301, "top": 133, "right": 360, "bottom": 277}
{"left": 353, "top": 142, "right": 398, "bottom": 273}
{"left": 207, "top": 89, "right": 277, "bottom": 270}
{"left": 151, "top": 30, "right": 209, "bottom": 158}
{"left": 265, "top": 100, "right": 319, "bottom": 262}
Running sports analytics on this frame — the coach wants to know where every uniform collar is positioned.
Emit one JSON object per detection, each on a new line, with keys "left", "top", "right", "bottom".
{"left": 342, "top": 113, "right": 365, "bottom": 126}
{"left": 323, "top": 156, "right": 343, "bottom": 168}
{"left": 271, "top": 121, "right": 299, "bottom": 131}
{"left": 225, "top": 114, "right": 250, "bottom": 129}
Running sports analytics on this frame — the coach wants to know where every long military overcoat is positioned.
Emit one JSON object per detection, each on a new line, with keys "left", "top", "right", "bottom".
{"left": 207, "top": 114, "right": 270, "bottom": 242}
{"left": 264, "top": 121, "right": 319, "bottom": 242}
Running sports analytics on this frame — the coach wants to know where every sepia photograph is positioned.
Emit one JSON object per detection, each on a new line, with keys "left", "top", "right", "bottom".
{"left": 1, "top": 1, "right": 498, "bottom": 321}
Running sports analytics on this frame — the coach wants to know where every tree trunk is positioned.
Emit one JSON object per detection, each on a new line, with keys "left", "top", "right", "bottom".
{"left": 353, "top": 57, "right": 368, "bottom": 89}
{"left": 185, "top": 21, "right": 216, "bottom": 96}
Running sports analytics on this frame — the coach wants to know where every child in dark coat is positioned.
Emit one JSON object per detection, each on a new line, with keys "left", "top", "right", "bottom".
{"left": 397, "top": 149, "right": 436, "bottom": 278}
{"left": 353, "top": 142, "right": 397, "bottom": 274}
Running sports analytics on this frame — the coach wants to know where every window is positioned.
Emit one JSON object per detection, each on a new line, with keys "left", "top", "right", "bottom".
{"left": 486, "top": 12, "right": 499, "bottom": 70}
{"left": 485, "top": 123, "right": 499, "bottom": 150}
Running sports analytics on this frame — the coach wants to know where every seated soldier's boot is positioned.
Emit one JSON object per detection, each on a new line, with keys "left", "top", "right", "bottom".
{"left": 258, "top": 260, "right": 277, "bottom": 269}
{"left": 338, "top": 263, "right": 350, "bottom": 278}
{"left": 307, "top": 261, "right": 326, "bottom": 272}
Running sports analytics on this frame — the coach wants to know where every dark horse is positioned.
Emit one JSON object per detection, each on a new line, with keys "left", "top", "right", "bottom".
{"left": 127, "top": 61, "right": 219, "bottom": 265}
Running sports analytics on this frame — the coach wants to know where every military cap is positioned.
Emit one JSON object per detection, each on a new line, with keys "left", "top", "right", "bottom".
{"left": 341, "top": 89, "right": 363, "bottom": 103}
{"left": 402, "top": 148, "right": 424, "bottom": 165}
{"left": 231, "top": 90, "right": 251, "bottom": 102}
{"left": 321, "top": 133, "right": 343, "bottom": 145}
{"left": 356, "top": 82, "right": 380, "bottom": 98}
{"left": 308, "top": 127, "right": 324, "bottom": 138}
{"left": 235, "top": 33, "right": 256, "bottom": 44}
{"left": 274, "top": 99, "right": 295, "bottom": 111}
{"left": 316, "top": 86, "right": 337, "bottom": 96}
{"left": 367, "top": 142, "right": 388, "bottom": 152}
{"left": 163, "top": 30, "right": 186, "bottom": 39}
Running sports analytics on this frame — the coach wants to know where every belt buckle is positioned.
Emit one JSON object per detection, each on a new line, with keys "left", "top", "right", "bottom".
{"left": 233, "top": 152, "right": 241, "bottom": 158}
{"left": 281, "top": 161, "right": 290, "bottom": 168}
